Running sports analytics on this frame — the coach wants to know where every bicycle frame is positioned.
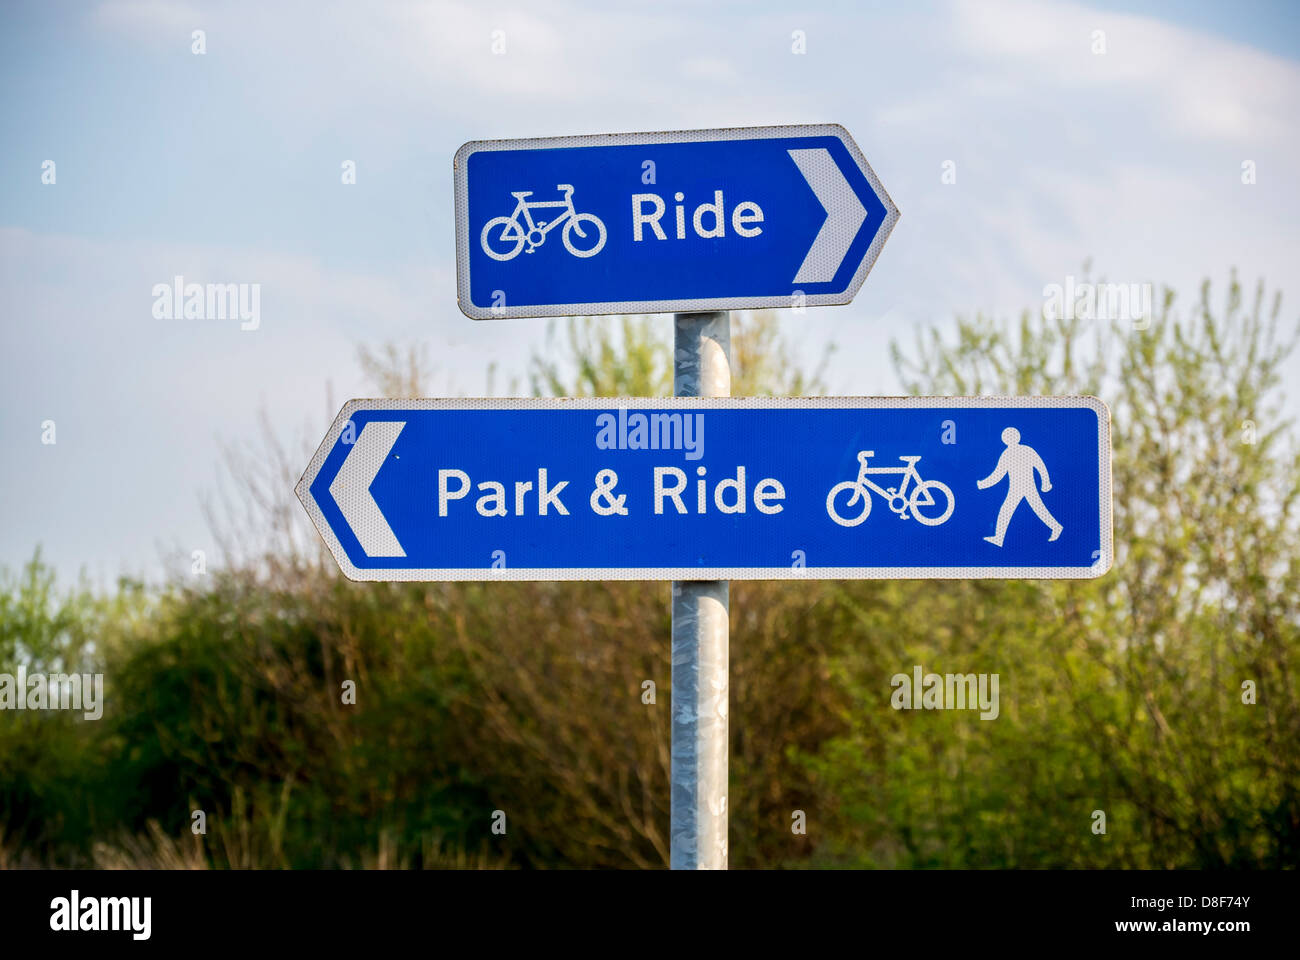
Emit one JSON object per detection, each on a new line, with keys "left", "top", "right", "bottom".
{"left": 850, "top": 460, "right": 920, "bottom": 503}
{"left": 511, "top": 191, "right": 576, "bottom": 242}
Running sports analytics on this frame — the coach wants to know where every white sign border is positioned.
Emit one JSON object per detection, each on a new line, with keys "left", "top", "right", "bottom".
{"left": 453, "top": 123, "right": 901, "bottom": 320}
{"left": 297, "top": 396, "right": 1113, "bottom": 582}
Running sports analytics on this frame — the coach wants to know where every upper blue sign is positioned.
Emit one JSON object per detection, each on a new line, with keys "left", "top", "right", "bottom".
{"left": 297, "top": 397, "right": 1112, "bottom": 581}
{"left": 453, "top": 125, "right": 900, "bottom": 319}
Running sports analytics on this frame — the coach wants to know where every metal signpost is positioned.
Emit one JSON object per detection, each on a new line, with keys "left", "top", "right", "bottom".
{"left": 451, "top": 123, "right": 903, "bottom": 868}
{"left": 298, "top": 124, "right": 1113, "bottom": 870}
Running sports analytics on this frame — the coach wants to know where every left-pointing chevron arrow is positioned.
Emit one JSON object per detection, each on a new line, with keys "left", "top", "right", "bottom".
{"left": 298, "top": 416, "right": 406, "bottom": 562}
{"left": 330, "top": 421, "right": 406, "bottom": 557}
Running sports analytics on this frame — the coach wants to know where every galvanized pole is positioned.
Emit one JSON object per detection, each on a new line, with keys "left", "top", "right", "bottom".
{"left": 670, "top": 311, "right": 730, "bottom": 870}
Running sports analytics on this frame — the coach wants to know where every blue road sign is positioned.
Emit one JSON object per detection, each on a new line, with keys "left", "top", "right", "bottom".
{"left": 453, "top": 125, "right": 900, "bottom": 319}
{"left": 297, "top": 397, "right": 1112, "bottom": 581}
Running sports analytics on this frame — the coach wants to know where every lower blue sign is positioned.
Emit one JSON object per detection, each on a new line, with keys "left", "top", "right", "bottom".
{"left": 297, "top": 398, "right": 1112, "bottom": 581}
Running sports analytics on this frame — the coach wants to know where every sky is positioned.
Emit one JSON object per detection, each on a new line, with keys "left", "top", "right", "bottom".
{"left": 1, "top": 0, "right": 1298, "bottom": 587}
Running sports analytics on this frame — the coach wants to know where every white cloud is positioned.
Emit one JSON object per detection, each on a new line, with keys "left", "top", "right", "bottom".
{"left": 948, "top": 0, "right": 1300, "bottom": 144}
{"left": 96, "top": 0, "right": 205, "bottom": 33}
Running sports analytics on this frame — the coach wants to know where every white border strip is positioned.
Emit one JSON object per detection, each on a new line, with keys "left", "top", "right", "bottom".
{"left": 452, "top": 124, "right": 900, "bottom": 320}
{"left": 296, "top": 396, "right": 1113, "bottom": 582}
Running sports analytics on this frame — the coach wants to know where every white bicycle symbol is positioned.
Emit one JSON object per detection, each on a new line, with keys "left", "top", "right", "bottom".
{"left": 826, "top": 450, "right": 956, "bottom": 527}
{"left": 480, "top": 183, "right": 607, "bottom": 261}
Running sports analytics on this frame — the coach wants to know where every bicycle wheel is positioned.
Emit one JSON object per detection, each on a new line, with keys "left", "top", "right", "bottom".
{"left": 481, "top": 216, "right": 526, "bottom": 261}
{"left": 826, "top": 482, "right": 872, "bottom": 527}
{"left": 562, "top": 213, "right": 607, "bottom": 258}
{"left": 909, "top": 480, "right": 954, "bottom": 526}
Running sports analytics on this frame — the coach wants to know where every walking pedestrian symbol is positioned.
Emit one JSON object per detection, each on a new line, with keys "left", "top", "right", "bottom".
{"left": 977, "top": 427, "right": 1063, "bottom": 547}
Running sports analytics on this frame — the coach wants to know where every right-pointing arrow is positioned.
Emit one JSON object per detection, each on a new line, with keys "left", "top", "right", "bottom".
{"left": 788, "top": 148, "right": 868, "bottom": 285}
{"left": 329, "top": 420, "right": 406, "bottom": 558}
